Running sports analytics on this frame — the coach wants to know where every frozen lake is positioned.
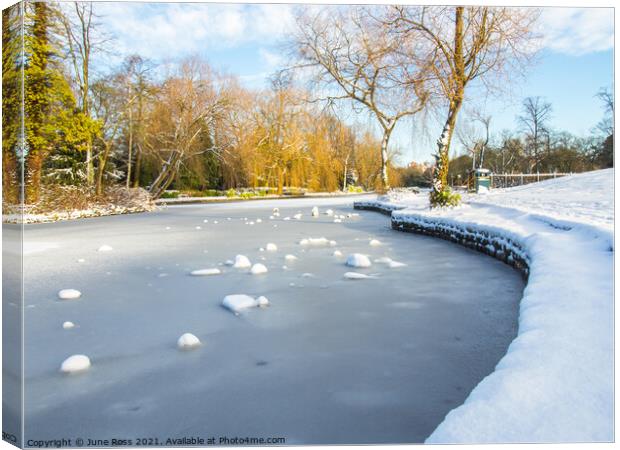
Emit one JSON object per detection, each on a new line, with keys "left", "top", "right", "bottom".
{"left": 15, "top": 196, "right": 524, "bottom": 445}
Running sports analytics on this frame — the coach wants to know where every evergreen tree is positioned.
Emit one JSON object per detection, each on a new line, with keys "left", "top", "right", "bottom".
{"left": 22, "top": 1, "right": 94, "bottom": 203}
{"left": 2, "top": 4, "right": 23, "bottom": 207}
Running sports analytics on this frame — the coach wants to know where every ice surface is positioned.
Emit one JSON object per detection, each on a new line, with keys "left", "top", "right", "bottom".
{"left": 57, "top": 289, "right": 81, "bottom": 300}
{"left": 177, "top": 333, "right": 201, "bottom": 350}
{"left": 189, "top": 268, "right": 221, "bottom": 276}
{"left": 60, "top": 355, "right": 91, "bottom": 374}
{"left": 22, "top": 194, "right": 526, "bottom": 444}
{"left": 346, "top": 253, "right": 372, "bottom": 268}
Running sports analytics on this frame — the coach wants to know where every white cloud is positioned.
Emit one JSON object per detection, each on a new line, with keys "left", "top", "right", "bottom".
{"left": 94, "top": 2, "right": 295, "bottom": 63}
{"left": 538, "top": 7, "right": 613, "bottom": 56}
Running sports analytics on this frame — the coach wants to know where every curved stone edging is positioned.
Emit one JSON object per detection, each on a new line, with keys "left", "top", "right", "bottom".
{"left": 354, "top": 201, "right": 530, "bottom": 279}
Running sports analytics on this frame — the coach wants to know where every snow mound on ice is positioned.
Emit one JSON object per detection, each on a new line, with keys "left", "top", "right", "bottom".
{"left": 344, "top": 272, "right": 373, "bottom": 280}
{"left": 97, "top": 244, "right": 113, "bottom": 252}
{"left": 60, "top": 355, "right": 91, "bottom": 373}
{"left": 285, "top": 254, "right": 298, "bottom": 261}
{"left": 293, "top": 213, "right": 302, "bottom": 220}
{"left": 62, "top": 321, "right": 75, "bottom": 329}
{"left": 266, "top": 243, "right": 278, "bottom": 252}
{"left": 250, "top": 263, "right": 268, "bottom": 275}
{"left": 374, "top": 257, "right": 407, "bottom": 268}
{"left": 177, "top": 333, "right": 201, "bottom": 350}
{"left": 346, "top": 253, "right": 372, "bottom": 268}
{"left": 190, "top": 268, "right": 221, "bottom": 276}
{"left": 333, "top": 250, "right": 343, "bottom": 257}
{"left": 311, "top": 206, "right": 319, "bottom": 216}
{"left": 334, "top": 218, "right": 342, "bottom": 223}
{"left": 299, "top": 237, "right": 334, "bottom": 246}
{"left": 233, "top": 255, "right": 251, "bottom": 269}
{"left": 369, "top": 239, "right": 382, "bottom": 246}
{"left": 325, "top": 209, "right": 334, "bottom": 216}
{"left": 222, "top": 294, "right": 260, "bottom": 313}
{"left": 58, "top": 289, "right": 81, "bottom": 300}
{"left": 256, "top": 296, "right": 270, "bottom": 307}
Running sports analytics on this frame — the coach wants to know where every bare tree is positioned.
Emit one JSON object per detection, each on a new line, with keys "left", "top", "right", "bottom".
{"left": 90, "top": 75, "right": 137, "bottom": 195}
{"left": 518, "top": 96, "right": 552, "bottom": 172}
{"left": 293, "top": 6, "right": 429, "bottom": 190}
{"left": 145, "top": 59, "right": 230, "bottom": 198}
{"left": 388, "top": 6, "right": 539, "bottom": 204}
{"left": 59, "top": 1, "right": 110, "bottom": 185}
{"left": 595, "top": 86, "right": 614, "bottom": 137}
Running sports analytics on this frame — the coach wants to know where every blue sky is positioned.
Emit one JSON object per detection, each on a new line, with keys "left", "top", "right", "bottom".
{"left": 90, "top": 2, "right": 614, "bottom": 165}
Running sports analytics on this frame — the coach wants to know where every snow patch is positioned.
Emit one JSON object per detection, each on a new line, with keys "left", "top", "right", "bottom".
{"left": 62, "top": 321, "right": 75, "bottom": 329}
{"left": 233, "top": 255, "right": 251, "bottom": 269}
{"left": 190, "top": 268, "right": 221, "bottom": 276}
{"left": 343, "top": 272, "right": 373, "bottom": 280}
{"left": 222, "top": 294, "right": 261, "bottom": 313}
{"left": 58, "top": 289, "right": 81, "bottom": 300}
{"left": 177, "top": 333, "right": 201, "bottom": 350}
{"left": 60, "top": 355, "right": 91, "bottom": 374}
{"left": 97, "top": 245, "right": 113, "bottom": 252}
{"left": 250, "top": 263, "right": 268, "bottom": 275}
{"left": 346, "top": 253, "right": 372, "bottom": 268}
{"left": 266, "top": 243, "right": 278, "bottom": 252}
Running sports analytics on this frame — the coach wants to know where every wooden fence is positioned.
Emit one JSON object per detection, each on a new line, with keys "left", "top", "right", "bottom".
{"left": 489, "top": 172, "right": 572, "bottom": 188}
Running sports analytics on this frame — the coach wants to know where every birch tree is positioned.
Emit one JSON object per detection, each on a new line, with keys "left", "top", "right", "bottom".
{"left": 388, "top": 6, "right": 539, "bottom": 205}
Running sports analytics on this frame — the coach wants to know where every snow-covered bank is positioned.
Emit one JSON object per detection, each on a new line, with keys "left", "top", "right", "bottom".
{"left": 355, "top": 169, "right": 614, "bottom": 443}
{"left": 155, "top": 191, "right": 372, "bottom": 206}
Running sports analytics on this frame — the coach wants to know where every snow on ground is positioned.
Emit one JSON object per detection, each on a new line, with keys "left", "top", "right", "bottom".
{"left": 356, "top": 169, "right": 614, "bottom": 443}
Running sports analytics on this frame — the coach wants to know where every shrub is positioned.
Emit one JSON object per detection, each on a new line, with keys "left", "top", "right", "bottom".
{"left": 429, "top": 189, "right": 461, "bottom": 208}
{"left": 160, "top": 191, "right": 179, "bottom": 199}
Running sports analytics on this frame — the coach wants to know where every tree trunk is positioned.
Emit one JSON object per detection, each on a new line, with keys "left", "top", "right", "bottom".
{"left": 126, "top": 108, "right": 133, "bottom": 188}
{"left": 95, "top": 143, "right": 112, "bottom": 196}
{"left": 132, "top": 143, "right": 142, "bottom": 187}
{"left": 25, "top": 151, "right": 44, "bottom": 204}
{"left": 430, "top": 6, "right": 464, "bottom": 206}
{"left": 379, "top": 128, "right": 393, "bottom": 192}
{"left": 432, "top": 105, "right": 460, "bottom": 197}
{"left": 149, "top": 151, "right": 182, "bottom": 198}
